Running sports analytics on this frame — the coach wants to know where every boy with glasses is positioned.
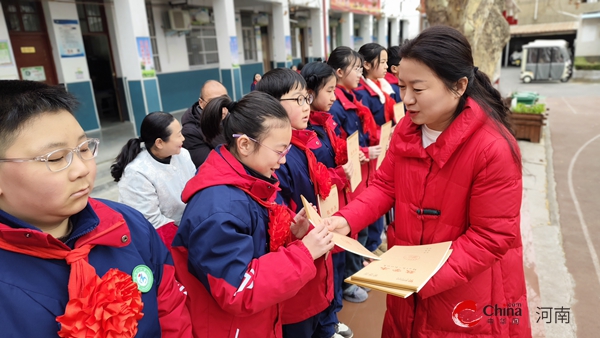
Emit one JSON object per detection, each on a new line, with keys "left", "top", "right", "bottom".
{"left": 0, "top": 80, "right": 191, "bottom": 337}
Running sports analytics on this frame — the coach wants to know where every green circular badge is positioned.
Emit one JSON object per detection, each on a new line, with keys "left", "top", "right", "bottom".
{"left": 132, "top": 265, "right": 153, "bottom": 293}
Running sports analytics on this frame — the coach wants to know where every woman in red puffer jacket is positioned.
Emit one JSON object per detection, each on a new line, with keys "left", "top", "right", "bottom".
{"left": 325, "top": 25, "right": 532, "bottom": 338}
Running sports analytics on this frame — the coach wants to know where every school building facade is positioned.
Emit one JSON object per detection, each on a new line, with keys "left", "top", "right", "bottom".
{"left": 0, "top": 0, "right": 420, "bottom": 134}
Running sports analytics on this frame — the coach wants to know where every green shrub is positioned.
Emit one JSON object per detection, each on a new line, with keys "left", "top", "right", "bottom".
{"left": 512, "top": 103, "right": 546, "bottom": 114}
{"left": 574, "top": 56, "right": 600, "bottom": 71}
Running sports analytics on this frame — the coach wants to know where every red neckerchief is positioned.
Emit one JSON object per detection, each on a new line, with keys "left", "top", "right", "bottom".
{"left": 0, "top": 201, "right": 143, "bottom": 337}
{"left": 374, "top": 79, "right": 396, "bottom": 123}
{"left": 359, "top": 78, "right": 395, "bottom": 123}
{"left": 290, "top": 129, "right": 333, "bottom": 200}
{"left": 335, "top": 86, "right": 379, "bottom": 145}
{"left": 385, "top": 71, "right": 399, "bottom": 85}
{"left": 182, "top": 146, "right": 294, "bottom": 252}
{"left": 310, "top": 111, "right": 348, "bottom": 166}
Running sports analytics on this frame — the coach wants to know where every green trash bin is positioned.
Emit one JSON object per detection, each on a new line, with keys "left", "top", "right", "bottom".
{"left": 511, "top": 92, "right": 539, "bottom": 105}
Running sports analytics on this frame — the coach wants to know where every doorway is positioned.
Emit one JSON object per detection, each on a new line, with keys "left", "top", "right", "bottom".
{"left": 77, "top": 1, "right": 123, "bottom": 126}
{"left": 3, "top": 0, "right": 58, "bottom": 85}
{"left": 261, "top": 26, "right": 271, "bottom": 72}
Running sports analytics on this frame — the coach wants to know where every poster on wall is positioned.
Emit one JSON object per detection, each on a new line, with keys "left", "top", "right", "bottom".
{"left": 230, "top": 36, "right": 239, "bottom": 68}
{"left": 21, "top": 66, "right": 46, "bottom": 81}
{"left": 53, "top": 20, "right": 85, "bottom": 58}
{"left": 0, "top": 41, "right": 13, "bottom": 66}
{"left": 136, "top": 37, "right": 156, "bottom": 78}
{"left": 285, "top": 35, "right": 292, "bottom": 62}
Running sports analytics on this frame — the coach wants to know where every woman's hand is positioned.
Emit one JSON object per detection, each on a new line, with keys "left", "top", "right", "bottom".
{"left": 342, "top": 161, "right": 354, "bottom": 181}
{"left": 291, "top": 208, "right": 310, "bottom": 239}
{"left": 322, "top": 216, "right": 351, "bottom": 236}
{"left": 368, "top": 145, "right": 382, "bottom": 160}
{"left": 302, "top": 223, "right": 334, "bottom": 260}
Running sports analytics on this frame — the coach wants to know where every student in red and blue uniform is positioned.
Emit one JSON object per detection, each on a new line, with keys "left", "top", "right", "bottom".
{"left": 256, "top": 68, "right": 344, "bottom": 338}
{"left": 301, "top": 61, "right": 355, "bottom": 338}
{"left": 326, "top": 47, "right": 382, "bottom": 304}
{"left": 355, "top": 43, "right": 394, "bottom": 253}
{"left": 385, "top": 45, "right": 403, "bottom": 103}
{"left": 0, "top": 80, "right": 191, "bottom": 338}
{"left": 171, "top": 91, "right": 334, "bottom": 338}
{"left": 355, "top": 43, "right": 396, "bottom": 127}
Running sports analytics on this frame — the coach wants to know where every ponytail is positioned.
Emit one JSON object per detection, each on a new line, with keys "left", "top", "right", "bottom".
{"left": 111, "top": 111, "right": 175, "bottom": 182}
{"left": 301, "top": 61, "right": 336, "bottom": 95}
{"left": 202, "top": 91, "right": 290, "bottom": 152}
{"left": 110, "top": 138, "right": 142, "bottom": 182}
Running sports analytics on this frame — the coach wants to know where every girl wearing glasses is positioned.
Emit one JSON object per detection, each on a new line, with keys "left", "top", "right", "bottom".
{"left": 172, "top": 91, "right": 334, "bottom": 338}
{"left": 256, "top": 68, "right": 346, "bottom": 338}
{"left": 301, "top": 61, "right": 357, "bottom": 338}
{"left": 111, "top": 112, "right": 196, "bottom": 249}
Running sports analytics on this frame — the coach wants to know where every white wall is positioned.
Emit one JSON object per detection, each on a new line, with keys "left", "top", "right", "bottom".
{"left": 399, "top": 0, "right": 421, "bottom": 40}
{"left": 43, "top": 0, "right": 91, "bottom": 83}
{"left": 152, "top": 6, "right": 189, "bottom": 72}
{"left": 575, "top": 17, "right": 600, "bottom": 57}
{"left": 112, "top": 0, "right": 150, "bottom": 80}
{"left": 382, "top": 0, "right": 402, "bottom": 17}
{"left": 0, "top": 6, "right": 18, "bottom": 79}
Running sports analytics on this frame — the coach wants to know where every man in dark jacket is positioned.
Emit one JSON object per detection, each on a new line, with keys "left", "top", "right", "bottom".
{"left": 182, "top": 80, "right": 228, "bottom": 167}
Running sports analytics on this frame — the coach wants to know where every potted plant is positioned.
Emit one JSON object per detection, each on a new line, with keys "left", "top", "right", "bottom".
{"left": 508, "top": 101, "right": 547, "bottom": 143}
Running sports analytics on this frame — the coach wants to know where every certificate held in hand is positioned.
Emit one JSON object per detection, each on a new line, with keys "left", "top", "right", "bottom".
{"left": 346, "top": 131, "right": 362, "bottom": 192}
{"left": 301, "top": 195, "right": 380, "bottom": 261}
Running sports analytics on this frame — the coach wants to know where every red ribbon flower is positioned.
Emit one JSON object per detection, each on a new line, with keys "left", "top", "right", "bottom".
{"left": 268, "top": 204, "right": 293, "bottom": 252}
{"left": 314, "top": 162, "right": 333, "bottom": 200}
{"left": 57, "top": 268, "right": 144, "bottom": 338}
{"left": 334, "top": 137, "right": 348, "bottom": 166}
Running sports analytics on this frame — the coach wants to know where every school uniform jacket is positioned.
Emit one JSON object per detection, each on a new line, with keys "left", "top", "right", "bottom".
{"left": 172, "top": 146, "right": 317, "bottom": 338}
{"left": 0, "top": 199, "right": 191, "bottom": 337}
{"left": 337, "top": 98, "right": 531, "bottom": 338}
{"left": 355, "top": 78, "right": 387, "bottom": 126}
{"left": 384, "top": 72, "right": 402, "bottom": 103}
{"left": 329, "top": 87, "right": 375, "bottom": 198}
{"left": 276, "top": 129, "right": 341, "bottom": 324}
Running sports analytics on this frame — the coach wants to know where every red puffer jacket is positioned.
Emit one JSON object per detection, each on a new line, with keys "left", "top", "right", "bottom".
{"left": 338, "top": 98, "right": 531, "bottom": 338}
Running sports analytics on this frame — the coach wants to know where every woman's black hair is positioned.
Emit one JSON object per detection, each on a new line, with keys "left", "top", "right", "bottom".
{"left": 387, "top": 45, "right": 402, "bottom": 73}
{"left": 327, "top": 46, "right": 363, "bottom": 77}
{"left": 400, "top": 25, "right": 520, "bottom": 165}
{"left": 111, "top": 111, "right": 175, "bottom": 182}
{"left": 358, "top": 43, "right": 385, "bottom": 78}
{"left": 201, "top": 91, "right": 290, "bottom": 153}
{"left": 255, "top": 68, "right": 306, "bottom": 99}
{"left": 301, "top": 61, "right": 336, "bottom": 95}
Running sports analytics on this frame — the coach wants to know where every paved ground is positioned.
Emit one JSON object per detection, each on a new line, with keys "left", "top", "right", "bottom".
{"left": 501, "top": 66, "right": 600, "bottom": 338}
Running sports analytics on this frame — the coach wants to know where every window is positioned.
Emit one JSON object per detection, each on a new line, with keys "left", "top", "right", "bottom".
{"left": 2, "top": 0, "right": 43, "bottom": 32}
{"left": 187, "top": 25, "right": 219, "bottom": 66}
{"left": 146, "top": 3, "right": 161, "bottom": 72}
{"left": 242, "top": 27, "right": 257, "bottom": 61}
{"left": 77, "top": 3, "right": 104, "bottom": 33}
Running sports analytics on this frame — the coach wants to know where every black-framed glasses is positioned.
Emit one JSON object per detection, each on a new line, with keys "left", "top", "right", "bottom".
{"left": 232, "top": 134, "right": 292, "bottom": 161}
{"left": 0, "top": 138, "right": 100, "bottom": 172}
{"left": 279, "top": 94, "right": 314, "bottom": 106}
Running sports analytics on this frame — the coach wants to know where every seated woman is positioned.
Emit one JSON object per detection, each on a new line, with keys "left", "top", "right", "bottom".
{"left": 111, "top": 112, "right": 196, "bottom": 248}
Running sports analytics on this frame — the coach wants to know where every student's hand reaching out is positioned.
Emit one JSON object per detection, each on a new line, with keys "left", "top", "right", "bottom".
{"left": 291, "top": 208, "right": 310, "bottom": 239}
{"left": 302, "top": 223, "right": 334, "bottom": 260}
{"left": 368, "top": 145, "right": 382, "bottom": 160}
{"left": 358, "top": 151, "right": 369, "bottom": 164}
{"left": 342, "top": 161, "right": 354, "bottom": 181}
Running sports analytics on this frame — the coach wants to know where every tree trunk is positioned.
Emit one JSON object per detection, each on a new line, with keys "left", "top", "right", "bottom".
{"left": 425, "top": 0, "right": 509, "bottom": 80}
